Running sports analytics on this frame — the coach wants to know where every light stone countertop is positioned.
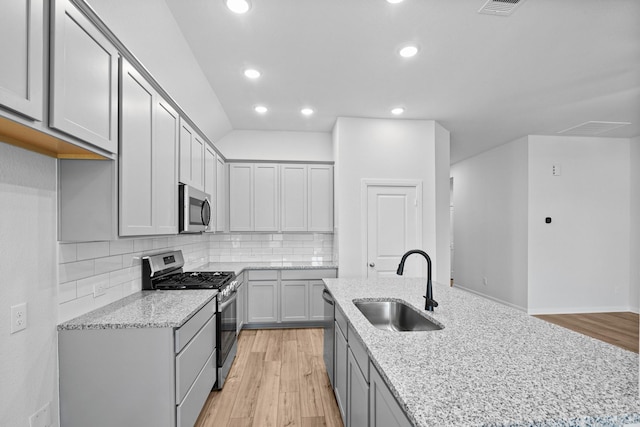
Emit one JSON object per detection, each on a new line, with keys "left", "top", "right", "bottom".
{"left": 191, "top": 261, "right": 338, "bottom": 276}
{"left": 57, "top": 290, "right": 217, "bottom": 330}
{"left": 323, "top": 277, "right": 640, "bottom": 427}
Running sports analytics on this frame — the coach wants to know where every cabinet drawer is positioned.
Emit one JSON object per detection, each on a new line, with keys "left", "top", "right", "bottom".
{"left": 175, "top": 298, "right": 216, "bottom": 353}
{"left": 248, "top": 270, "right": 278, "bottom": 280}
{"left": 177, "top": 349, "right": 216, "bottom": 427}
{"left": 335, "top": 305, "right": 348, "bottom": 339}
{"left": 176, "top": 314, "right": 216, "bottom": 403}
{"left": 281, "top": 269, "right": 337, "bottom": 280}
{"left": 348, "top": 324, "right": 369, "bottom": 383}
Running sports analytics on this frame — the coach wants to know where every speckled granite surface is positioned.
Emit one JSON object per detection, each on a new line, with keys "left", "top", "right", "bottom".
{"left": 192, "top": 261, "right": 338, "bottom": 276}
{"left": 323, "top": 277, "right": 640, "bottom": 427}
{"left": 57, "top": 290, "right": 217, "bottom": 330}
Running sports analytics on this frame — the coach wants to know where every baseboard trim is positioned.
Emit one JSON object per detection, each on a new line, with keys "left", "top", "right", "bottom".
{"left": 243, "top": 321, "right": 326, "bottom": 330}
{"left": 453, "top": 283, "right": 527, "bottom": 312}
{"left": 527, "top": 306, "right": 633, "bottom": 315}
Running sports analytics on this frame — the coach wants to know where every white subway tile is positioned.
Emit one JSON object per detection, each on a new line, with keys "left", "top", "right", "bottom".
{"left": 272, "top": 234, "right": 283, "bottom": 241}
{"left": 153, "top": 237, "right": 169, "bottom": 249}
{"left": 95, "top": 255, "right": 123, "bottom": 275}
{"left": 59, "top": 259, "right": 94, "bottom": 283}
{"left": 210, "top": 234, "right": 231, "bottom": 242}
{"left": 240, "top": 241, "right": 262, "bottom": 248}
{"left": 77, "top": 272, "right": 110, "bottom": 297}
{"left": 263, "top": 241, "right": 283, "bottom": 248}
{"left": 110, "top": 266, "right": 137, "bottom": 287}
{"left": 109, "top": 240, "right": 134, "bottom": 255}
{"left": 251, "top": 248, "right": 273, "bottom": 255}
{"left": 251, "top": 234, "right": 272, "bottom": 241}
{"left": 293, "top": 248, "right": 314, "bottom": 255}
{"left": 59, "top": 281, "right": 77, "bottom": 303}
{"left": 77, "top": 242, "right": 110, "bottom": 261}
{"left": 272, "top": 248, "right": 294, "bottom": 254}
{"left": 58, "top": 244, "right": 77, "bottom": 263}
{"left": 93, "top": 284, "right": 124, "bottom": 310}
{"left": 283, "top": 241, "right": 305, "bottom": 248}
{"left": 58, "top": 294, "right": 94, "bottom": 323}
{"left": 133, "top": 238, "right": 154, "bottom": 252}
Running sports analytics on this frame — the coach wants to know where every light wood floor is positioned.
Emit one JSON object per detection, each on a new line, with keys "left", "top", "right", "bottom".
{"left": 534, "top": 312, "right": 639, "bottom": 353}
{"left": 195, "top": 328, "right": 344, "bottom": 427}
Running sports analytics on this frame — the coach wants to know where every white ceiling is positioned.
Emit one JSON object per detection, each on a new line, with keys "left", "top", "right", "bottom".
{"left": 164, "top": 0, "right": 640, "bottom": 163}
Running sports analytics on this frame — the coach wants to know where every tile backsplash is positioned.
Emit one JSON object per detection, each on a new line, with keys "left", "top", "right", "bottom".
{"left": 57, "top": 232, "right": 333, "bottom": 323}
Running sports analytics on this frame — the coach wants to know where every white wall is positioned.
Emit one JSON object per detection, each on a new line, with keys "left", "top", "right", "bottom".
{"left": 86, "top": 0, "right": 232, "bottom": 144}
{"left": 215, "top": 130, "right": 333, "bottom": 161}
{"left": 630, "top": 136, "right": 640, "bottom": 313}
{"left": 527, "top": 135, "right": 631, "bottom": 314}
{"left": 0, "top": 144, "right": 59, "bottom": 427}
{"left": 333, "top": 117, "right": 450, "bottom": 283}
{"left": 450, "top": 138, "right": 529, "bottom": 310}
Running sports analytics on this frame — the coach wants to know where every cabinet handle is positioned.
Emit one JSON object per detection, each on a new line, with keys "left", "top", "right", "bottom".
{"left": 369, "top": 263, "right": 375, "bottom": 268}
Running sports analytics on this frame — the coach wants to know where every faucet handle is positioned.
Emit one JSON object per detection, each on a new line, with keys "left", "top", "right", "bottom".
{"left": 423, "top": 296, "right": 439, "bottom": 308}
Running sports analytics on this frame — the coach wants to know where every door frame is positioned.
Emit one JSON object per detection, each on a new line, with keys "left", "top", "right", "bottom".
{"left": 360, "top": 179, "right": 423, "bottom": 277}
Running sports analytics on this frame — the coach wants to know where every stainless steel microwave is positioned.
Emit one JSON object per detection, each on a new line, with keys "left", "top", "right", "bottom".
{"left": 178, "top": 184, "right": 212, "bottom": 233}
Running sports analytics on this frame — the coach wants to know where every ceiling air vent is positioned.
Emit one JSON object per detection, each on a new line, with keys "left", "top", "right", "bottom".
{"left": 557, "top": 121, "right": 631, "bottom": 136}
{"left": 478, "top": 0, "right": 526, "bottom": 16}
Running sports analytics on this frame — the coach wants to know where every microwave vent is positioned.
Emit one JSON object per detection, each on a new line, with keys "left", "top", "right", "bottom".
{"left": 478, "top": 0, "right": 526, "bottom": 16}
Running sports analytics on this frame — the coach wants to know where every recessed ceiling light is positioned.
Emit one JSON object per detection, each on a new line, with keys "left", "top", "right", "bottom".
{"left": 391, "top": 107, "right": 405, "bottom": 115}
{"left": 387, "top": 0, "right": 404, "bottom": 3}
{"left": 254, "top": 105, "right": 268, "bottom": 114}
{"left": 399, "top": 45, "right": 419, "bottom": 58}
{"left": 244, "top": 68, "right": 261, "bottom": 79}
{"left": 225, "top": 0, "right": 250, "bottom": 14}
{"left": 301, "top": 108, "right": 314, "bottom": 116}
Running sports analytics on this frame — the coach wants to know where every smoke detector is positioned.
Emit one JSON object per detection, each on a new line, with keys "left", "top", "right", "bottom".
{"left": 478, "top": 0, "right": 526, "bottom": 16}
{"left": 557, "top": 121, "right": 631, "bottom": 136}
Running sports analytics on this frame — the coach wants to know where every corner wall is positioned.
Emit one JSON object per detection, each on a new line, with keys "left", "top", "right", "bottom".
{"left": 527, "top": 135, "right": 631, "bottom": 314}
{"left": 0, "top": 144, "right": 59, "bottom": 427}
{"left": 450, "top": 138, "right": 529, "bottom": 310}
{"left": 630, "top": 136, "right": 640, "bottom": 313}
{"left": 333, "top": 117, "right": 450, "bottom": 282}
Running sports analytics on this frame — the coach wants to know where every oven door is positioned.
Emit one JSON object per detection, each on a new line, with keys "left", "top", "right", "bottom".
{"left": 218, "top": 291, "right": 238, "bottom": 368}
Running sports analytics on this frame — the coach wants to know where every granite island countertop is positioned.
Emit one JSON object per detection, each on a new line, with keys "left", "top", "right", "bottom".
{"left": 191, "top": 261, "right": 338, "bottom": 276}
{"left": 57, "top": 290, "right": 217, "bottom": 330}
{"left": 323, "top": 277, "right": 640, "bottom": 427}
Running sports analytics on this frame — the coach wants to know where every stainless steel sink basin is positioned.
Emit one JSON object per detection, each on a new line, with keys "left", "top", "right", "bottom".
{"left": 353, "top": 299, "right": 443, "bottom": 332}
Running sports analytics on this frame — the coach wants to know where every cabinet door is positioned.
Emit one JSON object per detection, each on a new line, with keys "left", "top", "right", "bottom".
{"left": 0, "top": 0, "right": 43, "bottom": 120}
{"left": 154, "top": 98, "right": 179, "bottom": 235}
{"left": 247, "top": 281, "right": 278, "bottom": 323}
{"left": 51, "top": 0, "right": 118, "bottom": 153}
{"left": 280, "top": 281, "right": 308, "bottom": 321}
{"left": 308, "top": 165, "right": 334, "bottom": 232}
{"left": 179, "top": 119, "right": 205, "bottom": 190}
{"left": 203, "top": 145, "right": 216, "bottom": 232}
{"left": 229, "top": 163, "right": 254, "bottom": 231}
{"left": 281, "top": 164, "right": 308, "bottom": 231}
{"left": 348, "top": 348, "right": 369, "bottom": 427}
{"left": 254, "top": 164, "right": 279, "bottom": 231}
{"left": 334, "top": 322, "right": 348, "bottom": 424}
{"left": 309, "top": 281, "right": 328, "bottom": 321}
{"left": 119, "top": 60, "right": 154, "bottom": 236}
{"left": 369, "top": 363, "right": 412, "bottom": 427}
{"left": 216, "top": 156, "right": 226, "bottom": 232}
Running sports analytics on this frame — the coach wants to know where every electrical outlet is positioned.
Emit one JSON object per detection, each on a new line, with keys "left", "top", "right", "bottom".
{"left": 93, "top": 283, "right": 107, "bottom": 298}
{"left": 482, "top": 277, "right": 488, "bottom": 286}
{"left": 10, "top": 302, "right": 27, "bottom": 334}
{"left": 29, "top": 402, "right": 51, "bottom": 427}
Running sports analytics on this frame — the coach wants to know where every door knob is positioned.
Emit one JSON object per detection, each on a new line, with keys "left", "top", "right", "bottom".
{"left": 369, "top": 263, "right": 375, "bottom": 268}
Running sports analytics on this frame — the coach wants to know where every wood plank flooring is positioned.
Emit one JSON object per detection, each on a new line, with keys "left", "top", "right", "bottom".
{"left": 195, "top": 328, "right": 344, "bottom": 427}
{"left": 534, "top": 312, "right": 639, "bottom": 353}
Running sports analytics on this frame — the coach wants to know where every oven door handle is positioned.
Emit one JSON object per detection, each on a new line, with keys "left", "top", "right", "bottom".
{"left": 219, "top": 291, "right": 238, "bottom": 312}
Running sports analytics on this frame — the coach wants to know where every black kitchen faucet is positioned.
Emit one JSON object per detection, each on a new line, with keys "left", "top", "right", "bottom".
{"left": 396, "top": 249, "right": 439, "bottom": 312}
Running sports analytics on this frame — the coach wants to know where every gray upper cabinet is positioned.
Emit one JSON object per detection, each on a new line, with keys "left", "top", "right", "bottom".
{"left": 281, "top": 164, "right": 308, "bottom": 232}
{"left": 0, "top": 0, "right": 44, "bottom": 121}
{"left": 229, "top": 163, "right": 254, "bottom": 231}
{"left": 179, "top": 119, "right": 205, "bottom": 191}
{"left": 216, "top": 155, "right": 226, "bottom": 232}
{"left": 204, "top": 145, "right": 217, "bottom": 232}
{"left": 308, "top": 165, "right": 334, "bottom": 232}
{"left": 119, "top": 59, "right": 178, "bottom": 236}
{"left": 50, "top": 0, "right": 119, "bottom": 154}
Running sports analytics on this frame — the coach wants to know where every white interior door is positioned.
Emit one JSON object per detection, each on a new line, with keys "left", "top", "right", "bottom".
{"left": 365, "top": 182, "right": 422, "bottom": 278}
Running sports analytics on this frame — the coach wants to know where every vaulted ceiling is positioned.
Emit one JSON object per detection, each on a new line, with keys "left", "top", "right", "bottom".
{"left": 165, "top": 0, "right": 640, "bottom": 163}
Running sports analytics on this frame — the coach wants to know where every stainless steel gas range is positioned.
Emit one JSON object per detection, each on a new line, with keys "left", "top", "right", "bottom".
{"left": 142, "top": 250, "right": 238, "bottom": 389}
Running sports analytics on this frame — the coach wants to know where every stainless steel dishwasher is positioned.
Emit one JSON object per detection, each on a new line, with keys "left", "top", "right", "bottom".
{"left": 322, "top": 288, "right": 335, "bottom": 388}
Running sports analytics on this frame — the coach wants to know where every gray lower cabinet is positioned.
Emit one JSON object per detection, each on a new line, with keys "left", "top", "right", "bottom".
{"left": 59, "top": 299, "right": 216, "bottom": 427}
{"left": 369, "top": 362, "right": 412, "bottom": 427}
{"left": 334, "top": 320, "right": 348, "bottom": 422}
{"left": 246, "top": 269, "right": 337, "bottom": 326}
{"left": 237, "top": 273, "right": 247, "bottom": 331}
{"left": 348, "top": 348, "right": 369, "bottom": 427}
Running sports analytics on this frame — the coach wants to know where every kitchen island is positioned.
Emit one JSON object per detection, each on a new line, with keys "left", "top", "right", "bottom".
{"left": 323, "top": 277, "right": 640, "bottom": 426}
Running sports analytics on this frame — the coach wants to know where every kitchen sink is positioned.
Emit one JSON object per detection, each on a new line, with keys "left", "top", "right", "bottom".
{"left": 353, "top": 299, "right": 443, "bottom": 332}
